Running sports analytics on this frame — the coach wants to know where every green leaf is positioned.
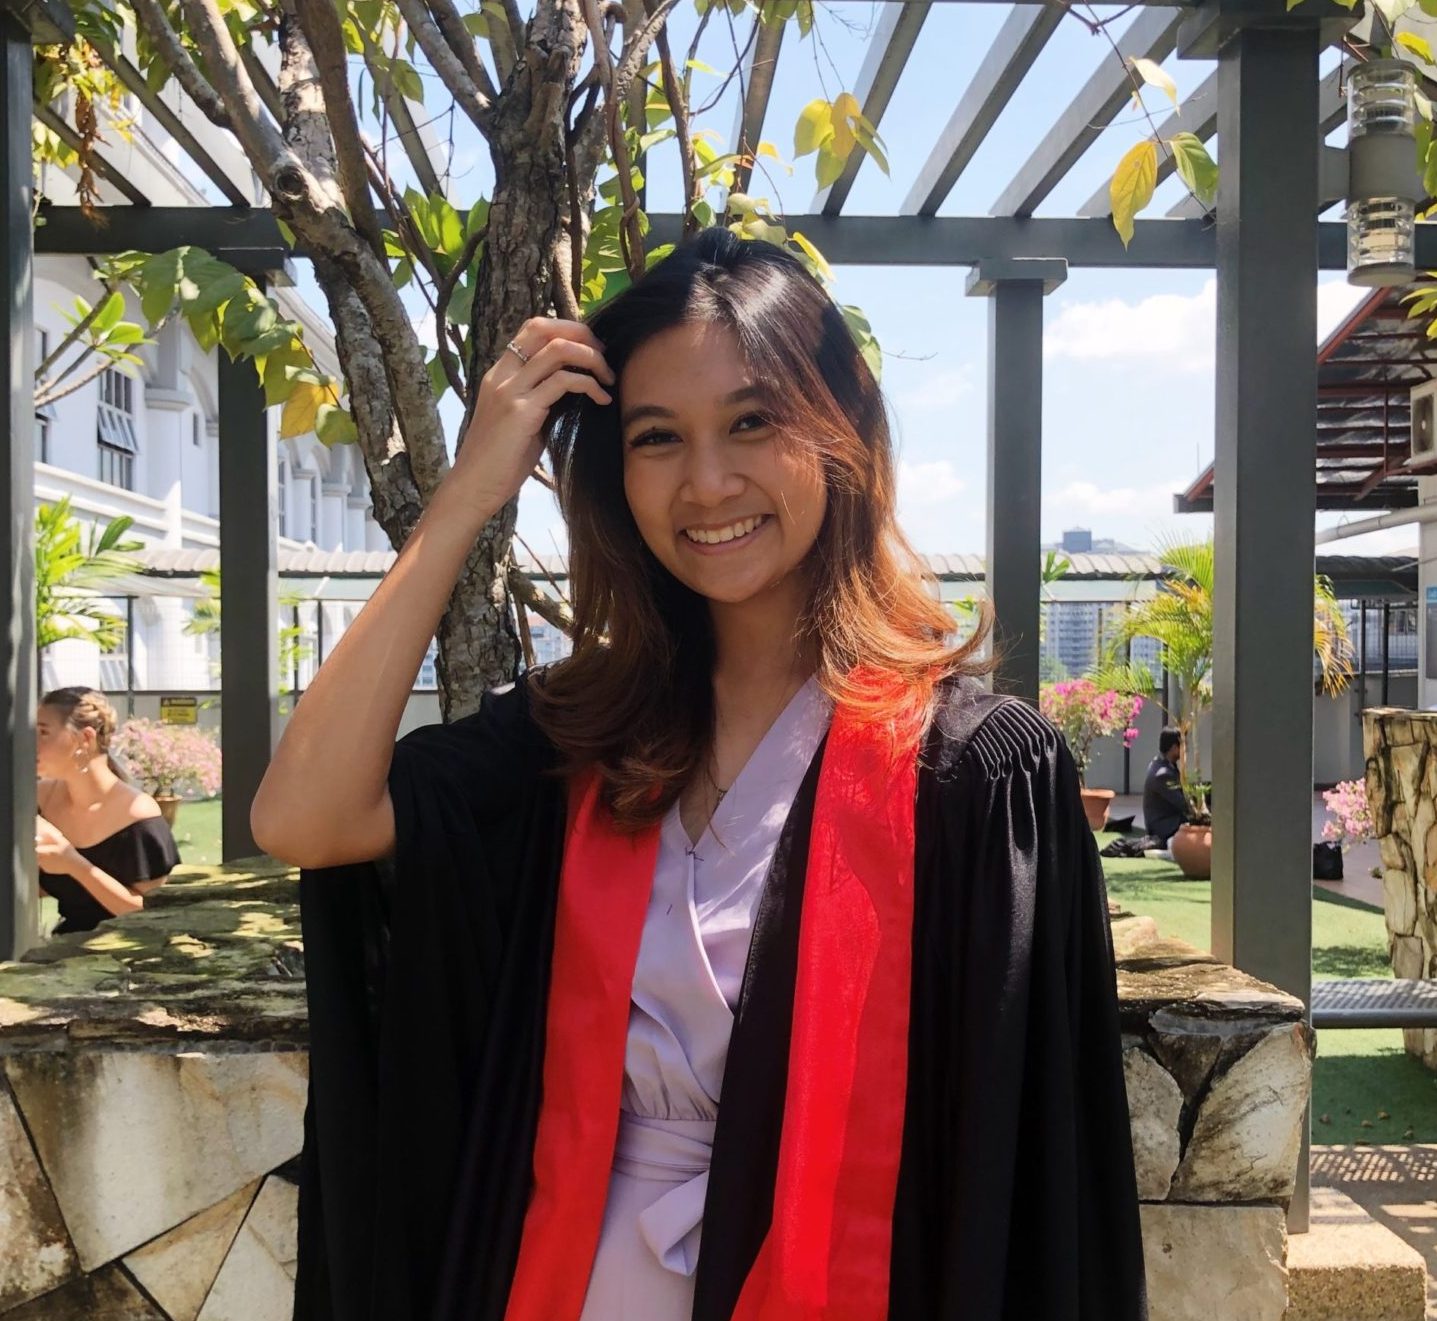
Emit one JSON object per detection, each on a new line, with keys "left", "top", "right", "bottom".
{"left": 91, "top": 291, "right": 124, "bottom": 334}
{"left": 390, "top": 58, "right": 423, "bottom": 103}
{"left": 466, "top": 197, "right": 490, "bottom": 238}
{"left": 315, "top": 403, "right": 358, "bottom": 446}
{"left": 221, "top": 294, "right": 278, "bottom": 349}
{"left": 461, "top": 10, "right": 488, "bottom": 36}
{"left": 137, "top": 248, "right": 184, "bottom": 326}
{"left": 182, "top": 270, "right": 247, "bottom": 317}
{"left": 794, "top": 99, "right": 833, "bottom": 157}
{"left": 1129, "top": 56, "right": 1178, "bottom": 108}
{"left": 851, "top": 117, "right": 889, "bottom": 175}
{"left": 1421, "top": 0, "right": 1437, "bottom": 16}
{"left": 1110, "top": 138, "right": 1158, "bottom": 248}
{"left": 1372, "top": 0, "right": 1417, "bottom": 26}
{"left": 1168, "top": 131, "right": 1218, "bottom": 207}
{"left": 830, "top": 91, "right": 861, "bottom": 157}
{"left": 789, "top": 230, "right": 833, "bottom": 282}
{"left": 427, "top": 353, "right": 449, "bottom": 400}
{"left": 279, "top": 377, "right": 340, "bottom": 439}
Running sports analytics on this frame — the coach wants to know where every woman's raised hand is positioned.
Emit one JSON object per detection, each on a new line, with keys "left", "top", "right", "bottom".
{"left": 450, "top": 317, "right": 615, "bottom": 515}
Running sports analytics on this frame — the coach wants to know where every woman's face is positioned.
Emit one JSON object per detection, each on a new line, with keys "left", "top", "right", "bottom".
{"left": 36, "top": 707, "right": 86, "bottom": 778}
{"left": 620, "top": 321, "right": 827, "bottom": 607}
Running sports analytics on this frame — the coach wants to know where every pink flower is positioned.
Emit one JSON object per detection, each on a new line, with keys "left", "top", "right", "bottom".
{"left": 111, "top": 719, "right": 223, "bottom": 798}
{"left": 1321, "top": 779, "right": 1374, "bottom": 850}
{"left": 1039, "top": 681, "right": 1145, "bottom": 779}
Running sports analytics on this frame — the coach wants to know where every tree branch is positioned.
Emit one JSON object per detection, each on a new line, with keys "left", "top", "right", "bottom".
{"left": 582, "top": 0, "right": 645, "bottom": 279}
{"left": 291, "top": 0, "right": 387, "bottom": 257}
{"left": 426, "top": 0, "right": 500, "bottom": 101}
{"left": 391, "top": 0, "right": 495, "bottom": 134}
{"left": 508, "top": 564, "right": 575, "bottom": 636}
{"left": 129, "top": 0, "right": 233, "bottom": 129}
{"left": 36, "top": 358, "right": 110, "bottom": 409}
{"left": 649, "top": 12, "right": 698, "bottom": 236}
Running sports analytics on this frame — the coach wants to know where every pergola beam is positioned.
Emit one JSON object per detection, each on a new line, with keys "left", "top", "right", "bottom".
{"left": 816, "top": 1, "right": 931, "bottom": 216}
{"left": 32, "top": 103, "right": 152, "bottom": 206}
{"left": 730, "top": 18, "right": 784, "bottom": 196}
{"left": 85, "top": 37, "right": 250, "bottom": 206}
{"left": 993, "top": 6, "right": 1186, "bottom": 218}
{"left": 34, "top": 205, "right": 1437, "bottom": 271}
{"left": 900, "top": 3, "right": 1060, "bottom": 216}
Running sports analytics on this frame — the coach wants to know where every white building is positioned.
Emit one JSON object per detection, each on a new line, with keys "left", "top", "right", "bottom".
{"left": 34, "top": 51, "right": 388, "bottom": 701}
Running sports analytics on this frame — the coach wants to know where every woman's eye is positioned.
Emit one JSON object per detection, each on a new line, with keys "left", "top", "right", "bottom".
{"left": 627, "top": 429, "right": 676, "bottom": 449}
{"left": 733, "top": 412, "right": 771, "bottom": 433}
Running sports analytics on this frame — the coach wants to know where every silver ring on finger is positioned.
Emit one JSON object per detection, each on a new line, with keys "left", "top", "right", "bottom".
{"left": 505, "top": 339, "right": 530, "bottom": 366}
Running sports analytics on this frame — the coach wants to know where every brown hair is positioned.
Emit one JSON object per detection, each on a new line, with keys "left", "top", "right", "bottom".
{"left": 40, "top": 686, "right": 129, "bottom": 781}
{"left": 531, "top": 228, "right": 993, "bottom": 829}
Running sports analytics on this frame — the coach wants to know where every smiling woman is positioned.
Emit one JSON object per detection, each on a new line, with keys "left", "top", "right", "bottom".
{"left": 280, "top": 229, "right": 1149, "bottom": 1321}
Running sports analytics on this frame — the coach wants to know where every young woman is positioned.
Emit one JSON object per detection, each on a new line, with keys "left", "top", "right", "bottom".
{"left": 254, "top": 229, "right": 1147, "bottom": 1321}
{"left": 36, "top": 686, "right": 181, "bottom": 935}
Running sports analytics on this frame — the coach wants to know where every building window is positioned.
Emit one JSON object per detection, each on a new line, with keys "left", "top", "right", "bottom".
{"left": 192, "top": 413, "right": 202, "bottom": 446}
{"left": 97, "top": 367, "right": 138, "bottom": 490}
{"left": 277, "top": 458, "right": 289, "bottom": 537}
{"left": 309, "top": 475, "right": 320, "bottom": 543}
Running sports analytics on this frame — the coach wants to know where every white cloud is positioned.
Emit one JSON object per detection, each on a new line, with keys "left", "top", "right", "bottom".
{"left": 1048, "top": 477, "right": 1189, "bottom": 525}
{"left": 1046, "top": 280, "right": 1216, "bottom": 371}
{"left": 1044, "top": 275, "right": 1368, "bottom": 374}
{"left": 898, "top": 459, "right": 967, "bottom": 507}
{"left": 894, "top": 366, "right": 975, "bottom": 413}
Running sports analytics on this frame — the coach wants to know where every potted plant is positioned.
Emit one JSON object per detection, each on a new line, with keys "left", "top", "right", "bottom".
{"left": 1096, "top": 538, "right": 1354, "bottom": 880}
{"left": 1038, "top": 679, "right": 1143, "bottom": 830}
{"left": 111, "top": 718, "right": 222, "bottom": 826}
{"left": 1321, "top": 779, "right": 1375, "bottom": 868}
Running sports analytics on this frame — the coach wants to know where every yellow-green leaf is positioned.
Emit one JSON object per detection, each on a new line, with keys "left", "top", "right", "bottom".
{"left": 1167, "top": 131, "right": 1218, "bottom": 207}
{"left": 830, "top": 91, "right": 861, "bottom": 157}
{"left": 1110, "top": 139, "right": 1158, "bottom": 248}
{"left": 815, "top": 142, "right": 846, "bottom": 189}
{"left": 790, "top": 230, "right": 833, "bottom": 283}
{"left": 1129, "top": 57, "right": 1178, "bottom": 108}
{"left": 1398, "top": 31, "right": 1436, "bottom": 63}
{"left": 795, "top": 98, "right": 833, "bottom": 157}
{"left": 279, "top": 378, "right": 340, "bottom": 439}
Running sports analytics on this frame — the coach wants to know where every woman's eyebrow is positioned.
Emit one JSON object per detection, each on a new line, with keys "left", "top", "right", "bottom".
{"left": 620, "top": 386, "right": 763, "bottom": 429}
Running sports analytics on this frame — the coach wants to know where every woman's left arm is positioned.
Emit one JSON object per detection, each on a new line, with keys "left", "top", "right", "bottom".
{"left": 36, "top": 821, "right": 145, "bottom": 918}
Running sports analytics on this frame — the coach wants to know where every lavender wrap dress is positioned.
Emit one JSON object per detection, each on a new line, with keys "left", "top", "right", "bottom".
{"left": 578, "top": 676, "right": 833, "bottom": 1321}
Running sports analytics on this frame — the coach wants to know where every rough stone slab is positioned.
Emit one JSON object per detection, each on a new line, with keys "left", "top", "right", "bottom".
{"left": 1140, "top": 1203, "right": 1288, "bottom": 1321}
{"left": 4, "top": 1051, "right": 307, "bottom": 1270}
{"left": 1172, "top": 1023, "right": 1313, "bottom": 1202}
{"left": 2, "top": 1266, "right": 166, "bottom": 1320}
{"left": 196, "top": 1176, "right": 298, "bottom": 1321}
{"left": 123, "top": 1180, "right": 259, "bottom": 1321}
{"left": 0, "top": 890, "right": 307, "bottom": 1049}
{"left": 1112, "top": 915, "right": 1161, "bottom": 960}
{"left": 1283, "top": 1186, "right": 1426, "bottom": 1321}
{"left": 1124, "top": 1046, "right": 1183, "bottom": 1200}
{"left": 1117, "top": 934, "right": 1307, "bottom": 1028}
{"left": 0, "top": 1081, "right": 78, "bottom": 1311}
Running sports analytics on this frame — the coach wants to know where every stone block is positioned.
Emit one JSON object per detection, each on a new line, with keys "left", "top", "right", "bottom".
{"left": 196, "top": 1175, "right": 298, "bottom": 1321}
{"left": 1141, "top": 1203, "right": 1288, "bottom": 1321}
{"left": 1123, "top": 1047, "right": 1183, "bottom": 1200}
{"left": 1283, "top": 1186, "right": 1426, "bottom": 1321}
{"left": 3, "top": 1051, "right": 306, "bottom": 1270}
{"left": 123, "top": 1180, "right": 259, "bottom": 1321}
{"left": 1171, "top": 1023, "right": 1311, "bottom": 1202}
{"left": 0, "top": 1080, "right": 78, "bottom": 1311}
{"left": 2, "top": 1266, "right": 165, "bottom": 1319}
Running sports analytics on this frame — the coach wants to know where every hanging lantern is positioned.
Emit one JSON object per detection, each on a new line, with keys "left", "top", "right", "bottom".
{"left": 1347, "top": 58, "right": 1420, "bottom": 287}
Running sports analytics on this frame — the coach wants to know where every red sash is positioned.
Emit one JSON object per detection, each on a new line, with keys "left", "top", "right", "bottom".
{"left": 502, "top": 683, "right": 921, "bottom": 1321}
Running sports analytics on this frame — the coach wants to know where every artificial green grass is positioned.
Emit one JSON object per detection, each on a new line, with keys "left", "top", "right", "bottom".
{"left": 1096, "top": 832, "right": 1437, "bottom": 1147}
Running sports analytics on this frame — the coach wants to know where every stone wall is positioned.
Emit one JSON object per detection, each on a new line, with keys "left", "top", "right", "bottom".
{"left": 1361, "top": 707, "right": 1437, "bottom": 1070}
{"left": 0, "top": 867, "right": 1310, "bottom": 1320}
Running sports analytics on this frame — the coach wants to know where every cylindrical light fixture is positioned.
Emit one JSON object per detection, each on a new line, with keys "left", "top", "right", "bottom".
{"left": 1347, "top": 58, "right": 1420, "bottom": 287}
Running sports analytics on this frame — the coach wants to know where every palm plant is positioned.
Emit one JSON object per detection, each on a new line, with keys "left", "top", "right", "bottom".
{"left": 35, "top": 495, "right": 144, "bottom": 654}
{"left": 183, "top": 568, "right": 314, "bottom": 713}
{"left": 1095, "top": 538, "right": 1354, "bottom": 820}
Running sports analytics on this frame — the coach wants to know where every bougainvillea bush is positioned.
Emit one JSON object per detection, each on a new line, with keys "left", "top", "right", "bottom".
{"left": 1039, "top": 680, "right": 1143, "bottom": 787}
{"left": 112, "top": 719, "right": 222, "bottom": 798}
{"left": 1322, "top": 779, "right": 1375, "bottom": 851}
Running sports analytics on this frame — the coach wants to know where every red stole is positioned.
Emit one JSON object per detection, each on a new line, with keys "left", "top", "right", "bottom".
{"left": 502, "top": 686, "right": 921, "bottom": 1321}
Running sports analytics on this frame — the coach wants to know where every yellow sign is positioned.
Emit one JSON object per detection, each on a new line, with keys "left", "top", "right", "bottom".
{"left": 160, "top": 696, "right": 198, "bottom": 726}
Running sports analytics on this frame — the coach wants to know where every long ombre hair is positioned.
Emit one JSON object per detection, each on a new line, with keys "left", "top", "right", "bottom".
{"left": 530, "top": 228, "right": 993, "bottom": 829}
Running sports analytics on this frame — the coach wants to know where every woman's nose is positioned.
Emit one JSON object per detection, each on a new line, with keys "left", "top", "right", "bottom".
{"left": 681, "top": 441, "right": 744, "bottom": 506}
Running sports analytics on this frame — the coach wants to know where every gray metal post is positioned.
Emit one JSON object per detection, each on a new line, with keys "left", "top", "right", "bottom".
{"left": 1182, "top": 7, "right": 1329, "bottom": 1235}
{"left": 1, "top": 18, "right": 37, "bottom": 961}
{"left": 217, "top": 279, "right": 278, "bottom": 863}
{"left": 1382, "top": 599, "right": 1391, "bottom": 706}
{"left": 965, "top": 258, "right": 1066, "bottom": 703}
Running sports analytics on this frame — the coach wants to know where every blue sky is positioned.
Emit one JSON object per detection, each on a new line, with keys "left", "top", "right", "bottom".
{"left": 308, "top": 3, "right": 1397, "bottom": 559}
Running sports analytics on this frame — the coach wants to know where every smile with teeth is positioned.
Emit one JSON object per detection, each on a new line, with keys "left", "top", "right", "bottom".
{"left": 681, "top": 514, "right": 771, "bottom": 546}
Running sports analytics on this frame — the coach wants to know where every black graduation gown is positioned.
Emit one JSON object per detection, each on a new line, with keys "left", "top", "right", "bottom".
{"left": 293, "top": 674, "right": 1148, "bottom": 1321}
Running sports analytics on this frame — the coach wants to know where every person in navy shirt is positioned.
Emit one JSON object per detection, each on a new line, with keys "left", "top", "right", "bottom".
{"left": 1142, "top": 727, "right": 1191, "bottom": 846}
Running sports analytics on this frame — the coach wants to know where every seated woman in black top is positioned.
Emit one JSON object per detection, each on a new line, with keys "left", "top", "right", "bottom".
{"left": 35, "top": 686, "right": 181, "bottom": 936}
